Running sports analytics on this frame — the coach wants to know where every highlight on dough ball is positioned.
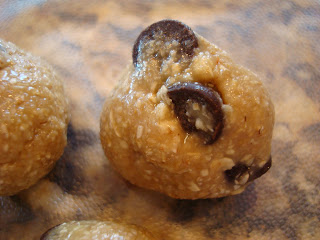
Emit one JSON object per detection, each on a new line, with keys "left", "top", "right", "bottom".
{"left": 100, "top": 19, "right": 275, "bottom": 199}
{"left": 0, "top": 39, "right": 69, "bottom": 196}
{"left": 40, "top": 220, "right": 157, "bottom": 240}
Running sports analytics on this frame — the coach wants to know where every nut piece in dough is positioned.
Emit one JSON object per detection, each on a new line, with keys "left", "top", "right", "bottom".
{"left": 40, "top": 220, "right": 157, "bottom": 240}
{"left": 100, "top": 20, "right": 275, "bottom": 199}
{"left": 0, "top": 39, "right": 69, "bottom": 196}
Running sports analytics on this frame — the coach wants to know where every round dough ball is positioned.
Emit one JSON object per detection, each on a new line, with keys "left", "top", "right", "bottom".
{"left": 41, "top": 220, "right": 157, "bottom": 240}
{"left": 100, "top": 20, "right": 274, "bottom": 199}
{"left": 0, "top": 39, "right": 69, "bottom": 196}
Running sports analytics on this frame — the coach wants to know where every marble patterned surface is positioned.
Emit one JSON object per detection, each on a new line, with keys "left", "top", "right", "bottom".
{"left": 0, "top": 0, "right": 319, "bottom": 239}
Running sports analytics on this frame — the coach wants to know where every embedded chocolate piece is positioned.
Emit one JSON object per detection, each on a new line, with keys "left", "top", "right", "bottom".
{"left": 225, "top": 164, "right": 249, "bottom": 185}
{"left": 249, "top": 156, "right": 272, "bottom": 182}
{"left": 167, "top": 82, "right": 223, "bottom": 144}
{"left": 132, "top": 19, "right": 198, "bottom": 66}
{"left": 225, "top": 156, "right": 272, "bottom": 185}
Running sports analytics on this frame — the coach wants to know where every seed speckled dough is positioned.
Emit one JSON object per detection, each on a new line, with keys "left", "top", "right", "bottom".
{"left": 41, "top": 220, "right": 157, "bottom": 240}
{"left": 0, "top": 39, "right": 69, "bottom": 196}
{"left": 100, "top": 20, "right": 275, "bottom": 199}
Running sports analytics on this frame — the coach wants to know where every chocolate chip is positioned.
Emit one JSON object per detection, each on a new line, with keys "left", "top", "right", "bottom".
{"left": 167, "top": 82, "right": 224, "bottom": 145}
{"left": 225, "top": 156, "right": 272, "bottom": 185}
{"left": 249, "top": 156, "right": 272, "bottom": 182}
{"left": 132, "top": 19, "right": 198, "bottom": 66}
{"left": 225, "top": 164, "right": 249, "bottom": 184}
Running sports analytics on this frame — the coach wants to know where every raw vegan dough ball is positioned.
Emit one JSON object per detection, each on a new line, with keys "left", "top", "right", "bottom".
{"left": 41, "top": 220, "right": 157, "bottom": 240}
{"left": 100, "top": 20, "right": 274, "bottom": 199}
{"left": 0, "top": 39, "right": 69, "bottom": 196}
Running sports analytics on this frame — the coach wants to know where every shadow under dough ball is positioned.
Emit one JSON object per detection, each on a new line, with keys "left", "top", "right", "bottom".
{"left": 41, "top": 220, "right": 157, "bottom": 240}
{"left": 0, "top": 39, "right": 69, "bottom": 196}
{"left": 100, "top": 20, "right": 275, "bottom": 199}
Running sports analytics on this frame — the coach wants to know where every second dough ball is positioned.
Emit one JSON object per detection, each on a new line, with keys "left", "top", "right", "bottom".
{"left": 100, "top": 20, "right": 274, "bottom": 199}
{"left": 41, "top": 220, "right": 157, "bottom": 240}
{"left": 0, "top": 39, "right": 69, "bottom": 196}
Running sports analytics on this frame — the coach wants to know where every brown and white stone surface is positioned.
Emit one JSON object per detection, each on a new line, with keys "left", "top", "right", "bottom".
{"left": 0, "top": 0, "right": 319, "bottom": 239}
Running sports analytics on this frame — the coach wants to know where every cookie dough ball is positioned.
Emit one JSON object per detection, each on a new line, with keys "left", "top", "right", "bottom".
{"left": 41, "top": 220, "right": 157, "bottom": 240}
{"left": 100, "top": 20, "right": 274, "bottom": 199}
{"left": 0, "top": 39, "right": 69, "bottom": 196}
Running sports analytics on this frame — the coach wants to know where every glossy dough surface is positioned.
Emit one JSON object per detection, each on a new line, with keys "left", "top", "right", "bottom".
{"left": 41, "top": 220, "right": 157, "bottom": 240}
{"left": 0, "top": 39, "right": 69, "bottom": 196}
{"left": 100, "top": 20, "right": 274, "bottom": 199}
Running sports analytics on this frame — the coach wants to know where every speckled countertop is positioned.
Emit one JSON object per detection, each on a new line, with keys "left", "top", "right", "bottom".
{"left": 0, "top": 0, "right": 319, "bottom": 239}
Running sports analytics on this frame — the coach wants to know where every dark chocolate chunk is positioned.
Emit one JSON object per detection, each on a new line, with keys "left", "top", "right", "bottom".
{"left": 225, "top": 156, "right": 272, "bottom": 185}
{"left": 167, "top": 82, "right": 224, "bottom": 145}
{"left": 132, "top": 19, "right": 198, "bottom": 66}
{"left": 225, "top": 164, "right": 249, "bottom": 184}
{"left": 249, "top": 156, "right": 272, "bottom": 182}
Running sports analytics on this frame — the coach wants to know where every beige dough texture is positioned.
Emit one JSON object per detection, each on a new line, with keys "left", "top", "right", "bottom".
{"left": 41, "top": 220, "right": 157, "bottom": 240}
{"left": 0, "top": 39, "right": 69, "bottom": 196}
{"left": 100, "top": 20, "right": 274, "bottom": 199}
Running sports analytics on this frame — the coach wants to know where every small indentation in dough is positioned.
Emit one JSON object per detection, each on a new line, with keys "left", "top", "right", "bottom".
{"left": 258, "top": 126, "right": 264, "bottom": 135}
